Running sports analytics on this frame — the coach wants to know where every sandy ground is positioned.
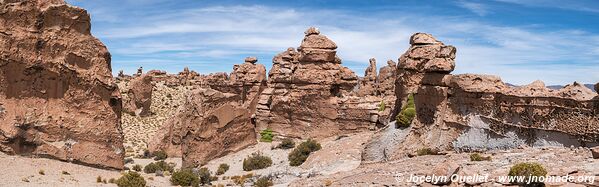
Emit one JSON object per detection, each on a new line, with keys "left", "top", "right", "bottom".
{"left": 203, "top": 132, "right": 374, "bottom": 186}
{"left": 0, "top": 152, "right": 181, "bottom": 187}
{"left": 291, "top": 146, "right": 599, "bottom": 186}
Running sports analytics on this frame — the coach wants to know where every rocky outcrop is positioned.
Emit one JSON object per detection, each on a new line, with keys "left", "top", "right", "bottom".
{"left": 123, "top": 74, "right": 153, "bottom": 116}
{"left": 356, "top": 58, "right": 377, "bottom": 96}
{"left": 148, "top": 58, "right": 265, "bottom": 165}
{"left": 255, "top": 27, "right": 386, "bottom": 138}
{"left": 0, "top": 0, "right": 123, "bottom": 169}
{"left": 392, "top": 33, "right": 456, "bottom": 118}
{"left": 377, "top": 33, "right": 599, "bottom": 160}
{"left": 180, "top": 88, "right": 257, "bottom": 167}
{"left": 377, "top": 60, "right": 397, "bottom": 96}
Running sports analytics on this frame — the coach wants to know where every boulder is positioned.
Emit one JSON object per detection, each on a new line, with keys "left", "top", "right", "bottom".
{"left": 0, "top": 0, "right": 123, "bottom": 169}
{"left": 592, "top": 146, "right": 599, "bottom": 159}
{"left": 123, "top": 74, "right": 153, "bottom": 116}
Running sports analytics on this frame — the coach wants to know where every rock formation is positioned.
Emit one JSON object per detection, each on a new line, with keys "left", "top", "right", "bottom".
{"left": 356, "top": 58, "right": 378, "bottom": 96}
{"left": 0, "top": 0, "right": 123, "bottom": 169}
{"left": 254, "top": 27, "right": 389, "bottom": 138}
{"left": 366, "top": 33, "right": 599, "bottom": 161}
{"left": 377, "top": 60, "right": 397, "bottom": 96}
{"left": 123, "top": 74, "right": 153, "bottom": 116}
{"left": 148, "top": 57, "right": 266, "bottom": 166}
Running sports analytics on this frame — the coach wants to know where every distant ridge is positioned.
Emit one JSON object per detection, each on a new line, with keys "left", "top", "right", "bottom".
{"left": 507, "top": 83, "right": 596, "bottom": 93}
{"left": 546, "top": 84, "right": 595, "bottom": 92}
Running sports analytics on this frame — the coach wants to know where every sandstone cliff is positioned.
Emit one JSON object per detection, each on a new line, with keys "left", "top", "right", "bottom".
{"left": 0, "top": 0, "right": 123, "bottom": 169}
{"left": 366, "top": 33, "right": 599, "bottom": 161}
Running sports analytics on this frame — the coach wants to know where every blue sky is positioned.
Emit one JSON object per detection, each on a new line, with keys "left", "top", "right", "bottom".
{"left": 66, "top": 0, "right": 599, "bottom": 85}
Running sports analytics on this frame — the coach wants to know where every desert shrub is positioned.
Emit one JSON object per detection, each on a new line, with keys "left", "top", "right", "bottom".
{"left": 198, "top": 167, "right": 212, "bottom": 185}
{"left": 288, "top": 139, "right": 321, "bottom": 166}
{"left": 277, "top": 138, "right": 295, "bottom": 149}
{"left": 97, "top": 176, "right": 103, "bottom": 183}
{"left": 144, "top": 161, "right": 174, "bottom": 174}
{"left": 115, "top": 172, "right": 146, "bottom": 187}
{"left": 216, "top": 163, "right": 230, "bottom": 175}
{"left": 62, "top": 171, "right": 70, "bottom": 175}
{"left": 142, "top": 149, "right": 151, "bottom": 158}
{"left": 254, "top": 176, "right": 273, "bottom": 187}
{"left": 508, "top": 162, "right": 547, "bottom": 186}
{"left": 109, "top": 178, "right": 116, "bottom": 183}
{"left": 153, "top": 150, "right": 168, "bottom": 161}
{"left": 171, "top": 169, "right": 200, "bottom": 187}
{"left": 378, "top": 100, "right": 386, "bottom": 112}
{"left": 132, "top": 164, "right": 142, "bottom": 172}
{"left": 124, "top": 157, "right": 134, "bottom": 164}
{"left": 38, "top": 170, "right": 45, "bottom": 175}
{"left": 396, "top": 94, "right": 416, "bottom": 128}
{"left": 231, "top": 173, "right": 254, "bottom": 186}
{"left": 470, "top": 153, "right": 492, "bottom": 161}
{"left": 243, "top": 153, "right": 272, "bottom": 171}
{"left": 416, "top": 148, "right": 439, "bottom": 156}
{"left": 260, "top": 128, "right": 274, "bottom": 142}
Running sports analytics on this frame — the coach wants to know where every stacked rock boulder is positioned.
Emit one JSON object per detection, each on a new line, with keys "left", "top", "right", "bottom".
{"left": 377, "top": 60, "right": 397, "bottom": 96}
{"left": 254, "top": 27, "right": 389, "bottom": 138}
{"left": 356, "top": 58, "right": 378, "bottom": 96}
{"left": 0, "top": 0, "right": 123, "bottom": 169}
{"left": 376, "top": 33, "right": 599, "bottom": 160}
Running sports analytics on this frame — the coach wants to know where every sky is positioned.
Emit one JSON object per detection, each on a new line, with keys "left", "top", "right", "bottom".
{"left": 65, "top": 0, "right": 599, "bottom": 85}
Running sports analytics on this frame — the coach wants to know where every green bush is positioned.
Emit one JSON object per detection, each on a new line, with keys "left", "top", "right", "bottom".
{"left": 277, "top": 138, "right": 295, "bottom": 149}
{"left": 198, "top": 167, "right": 212, "bottom": 185}
{"left": 132, "top": 164, "right": 142, "bottom": 172}
{"left": 153, "top": 150, "right": 168, "bottom": 161}
{"left": 216, "top": 163, "right": 230, "bottom": 175}
{"left": 144, "top": 161, "right": 174, "bottom": 174}
{"left": 115, "top": 172, "right": 146, "bottom": 187}
{"left": 288, "top": 139, "right": 321, "bottom": 166}
{"left": 171, "top": 169, "right": 200, "bottom": 187}
{"left": 254, "top": 176, "right": 273, "bottom": 187}
{"left": 416, "top": 148, "right": 438, "bottom": 156}
{"left": 470, "top": 153, "right": 492, "bottom": 161}
{"left": 396, "top": 94, "right": 416, "bottom": 128}
{"left": 243, "top": 153, "right": 273, "bottom": 171}
{"left": 260, "top": 128, "right": 274, "bottom": 142}
{"left": 378, "top": 100, "right": 386, "bottom": 112}
{"left": 508, "top": 162, "right": 547, "bottom": 186}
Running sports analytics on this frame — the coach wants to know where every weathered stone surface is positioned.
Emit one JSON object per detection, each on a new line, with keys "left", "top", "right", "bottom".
{"left": 0, "top": 0, "right": 123, "bottom": 169}
{"left": 393, "top": 33, "right": 456, "bottom": 120}
{"left": 255, "top": 27, "right": 381, "bottom": 138}
{"left": 388, "top": 33, "right": 599, "bottom": 158}
{"left": 357, "top": 58, "right": 378, "bottom": 96}
{"left": 149, "top": 57, "right": 266, "bottom": 165}
{"left": 123, "top": 74, "right": 152, "bottom": 116}
{"left": 410, "top": 33, "right": 442, "bottom": 45}
{"left": 592, "top": 147, "right": 599, "bottom": 159}
{"left": 180, "top": 88, "right": 257, "bottom": 167}
{"left": 595, "top": 83, "right": 599, "bottom": 93}
{"left": 377, "top": 60, "right": 397, "bottom": 96}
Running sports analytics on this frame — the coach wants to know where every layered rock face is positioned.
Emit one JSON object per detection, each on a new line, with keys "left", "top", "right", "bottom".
{"left": 386, "top": 33, "right": 599, "bottom": 159}
{"left": 0, "top": 0, "right": 123, "bottom": 169}
{"left": 255, "top": 27, "right": 386, "bottom": 138}
{"left": 122, "top": 74, "right": 153, "bottom": 116}
{"left": 148, "top": 58, "right": 265, "bottom": 166}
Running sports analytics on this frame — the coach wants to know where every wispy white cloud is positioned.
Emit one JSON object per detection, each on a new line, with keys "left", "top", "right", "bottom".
{"left": 72, "top": 2, "right": 599, "bottom": 85}
{"left": 457, "top": 1, "right": 490, "bottom": 16}
{"left": 495, "top": 0, "right": 599, "bottom": 13}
